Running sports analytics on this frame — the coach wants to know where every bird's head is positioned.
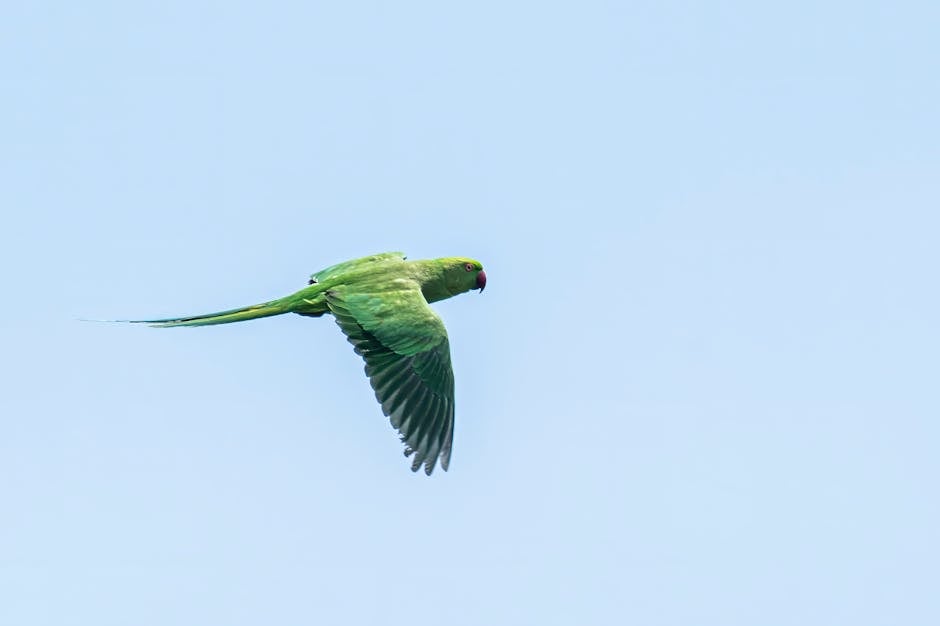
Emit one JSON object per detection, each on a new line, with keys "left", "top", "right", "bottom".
{"left": 442, "top": 258, "right": 486, "bottom": 295}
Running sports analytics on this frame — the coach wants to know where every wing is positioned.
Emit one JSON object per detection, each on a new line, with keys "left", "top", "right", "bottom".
{"left": 310, "top": 252, "right": 406, "bottom": 284}
{"left": 326, "top": 283, "right": 455, "bottom": 475}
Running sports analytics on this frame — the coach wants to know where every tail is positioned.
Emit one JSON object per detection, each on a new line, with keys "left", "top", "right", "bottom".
{"left": 123, "top": 297, "right": 291, "bottom": 328}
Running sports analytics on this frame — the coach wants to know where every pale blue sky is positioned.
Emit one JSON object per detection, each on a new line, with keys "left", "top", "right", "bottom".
{"left": 2, "top": 2, "right": 938, "bottom": 624}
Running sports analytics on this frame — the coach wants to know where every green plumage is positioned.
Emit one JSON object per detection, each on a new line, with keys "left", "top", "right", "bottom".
{"left": 126, "top": 252, "right": 486, "bottom": 475}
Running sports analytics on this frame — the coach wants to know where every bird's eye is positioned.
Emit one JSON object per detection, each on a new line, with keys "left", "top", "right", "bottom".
{"left": 465, "top": 263, "right": 474, "bottom": 272}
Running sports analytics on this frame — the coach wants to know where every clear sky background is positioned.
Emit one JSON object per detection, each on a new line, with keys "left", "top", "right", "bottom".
{"left": 2, "top": 2, "right": 938, "bottom": 624}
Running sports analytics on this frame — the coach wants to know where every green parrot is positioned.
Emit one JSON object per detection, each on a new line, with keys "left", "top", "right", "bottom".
{"left": 126, "top": 252, "right": 486, "bottom": 475}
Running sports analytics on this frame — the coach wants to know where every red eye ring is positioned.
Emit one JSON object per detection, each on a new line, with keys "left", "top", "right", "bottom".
{"left": 465, "top": 263, "right": 474, "bottom": 271}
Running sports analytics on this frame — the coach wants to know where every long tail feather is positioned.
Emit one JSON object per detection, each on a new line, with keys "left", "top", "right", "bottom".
{"left": 124, "top": 298, "right": 290, "bottom": 327}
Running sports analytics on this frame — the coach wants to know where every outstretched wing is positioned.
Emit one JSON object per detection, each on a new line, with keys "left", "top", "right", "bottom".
{"left": 326, "top": 283, "right": 455, "bottom": 475}
{"left": 311, "top": 252, "right": 406, "bottom": 284}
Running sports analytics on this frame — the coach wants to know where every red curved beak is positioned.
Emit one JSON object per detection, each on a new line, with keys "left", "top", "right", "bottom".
{"left": 476, "top": 269, "right": 487, "bottom": 292}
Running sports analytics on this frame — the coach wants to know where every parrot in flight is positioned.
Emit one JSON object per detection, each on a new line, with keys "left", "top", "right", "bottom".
{"left": 126, "top": 252, "right": 486, "bottom": 475}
